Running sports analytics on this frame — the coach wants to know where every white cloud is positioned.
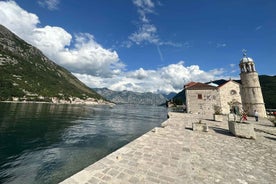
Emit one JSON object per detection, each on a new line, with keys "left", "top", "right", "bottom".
{"left": 216, "top": 43, "right": 227, "bottom": 48}
{"left": 128, "top": 68, "right": 150, "bottom": 79}
{"left": 129, "top": 23, "right": 159, "bottom": 45}
{"left": 0, "top": 0, "right": 123, "bottom": 77}
{"left": 0, "top": 1, "right": 228, "bottom": 94}
{"left": 129, "top": 0, "right": 182, "bottom": 48}
{"left": 133, "top": 0, "right": 155, "bottom": 23}
{"left": 128, "top": 0, "right": 158, "bottom": 46}
{"left": 74, "top": 61, "right": 223, "bottom": 94}
{"left": 38, "top": 0, "right": 60, "bottom": 10}
{"left": 133, "top": 0, "right": 154, "bottom": 10}
{"left": 0, "top": 0, "right": 39, "bottom": 39}
{"left": 32, "top": 26, "right": 72, "bottom": 55}
{"left": 57, "top": 33, "right": 123, "bottom": 76}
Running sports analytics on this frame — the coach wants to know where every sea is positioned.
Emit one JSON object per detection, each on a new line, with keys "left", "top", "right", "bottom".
{"left": 0, "top": 103, "right": 167, "bottom": 184}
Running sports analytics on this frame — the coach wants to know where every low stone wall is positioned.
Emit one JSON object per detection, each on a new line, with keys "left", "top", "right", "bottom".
{"left": 213, "top": 114, "right": 223, "bottom": 122}
{"left": 228, "top": 121, "right": 256, "bottom": 139}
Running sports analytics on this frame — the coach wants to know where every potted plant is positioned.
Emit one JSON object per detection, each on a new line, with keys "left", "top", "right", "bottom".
{"left": 192, "top": 119, "right": 208, "bottom": 132}
{"left": 213, "top": 105, "right": 223, "bottom": 121}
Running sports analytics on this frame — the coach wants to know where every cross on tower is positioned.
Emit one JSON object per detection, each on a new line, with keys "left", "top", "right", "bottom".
{"left": 242, "top": 49, "right": 247, "bottom": 56}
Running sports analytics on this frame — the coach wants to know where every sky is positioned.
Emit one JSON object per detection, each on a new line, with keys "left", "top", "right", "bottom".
{"left": 0, "top": 0, "right": 275, "bottom": 94}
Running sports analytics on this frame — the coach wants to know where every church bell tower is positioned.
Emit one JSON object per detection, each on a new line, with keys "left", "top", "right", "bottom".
{"left": 239, "top": 50, "right": 266, "bottom": 117}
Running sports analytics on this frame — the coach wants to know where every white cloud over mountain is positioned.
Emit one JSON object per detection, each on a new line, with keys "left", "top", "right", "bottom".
{"left": 74, "top": 62, "right": 224, "bottom": 94}
{"left": 0, "top": 1, "right": 226, "bottom": 94}
{"left": 0, "top": 0, "right": 123, "bottom": 77}
{"left": 0, "top": 1, "right": 39, "bottom": 37}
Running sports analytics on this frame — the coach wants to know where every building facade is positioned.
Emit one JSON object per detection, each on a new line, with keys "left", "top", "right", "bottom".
{"left": 185, "top": 80, "right": 242, "bottom": 117}
{"left": 185, "top": 82, "right": 218, "bottom": 117}
{"left": 185, "top": 53, "right": 266, "bottom": 117}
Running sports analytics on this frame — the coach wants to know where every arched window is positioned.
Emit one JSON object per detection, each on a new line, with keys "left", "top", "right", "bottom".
{"left": 230, "top": 90, "right": 237, "bottom": 95}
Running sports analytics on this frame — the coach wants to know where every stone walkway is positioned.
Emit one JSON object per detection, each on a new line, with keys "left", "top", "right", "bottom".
{"left": 60, "top": 113, "right": 276, "bottom": 184}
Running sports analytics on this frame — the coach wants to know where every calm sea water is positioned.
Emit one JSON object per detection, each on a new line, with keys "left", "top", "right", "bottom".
{"left": 0, "top": 103, "right": 167, "bottom": 184}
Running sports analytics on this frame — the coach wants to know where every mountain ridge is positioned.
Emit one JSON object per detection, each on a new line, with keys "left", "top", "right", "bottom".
{"left": 0, "top": 24, "right": 107, "bottom": 104}
{"left": 94, "top": 88, "right": 167, "bottom": 105}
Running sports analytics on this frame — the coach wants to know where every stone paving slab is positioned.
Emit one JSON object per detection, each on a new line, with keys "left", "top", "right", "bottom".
{"left": 60, "top": 113, "right": 276, "bottom": 184}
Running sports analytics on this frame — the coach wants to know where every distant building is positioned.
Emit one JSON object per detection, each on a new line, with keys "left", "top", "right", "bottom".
{"left": 185, "top": 52, "right": 266, "bottom": 117}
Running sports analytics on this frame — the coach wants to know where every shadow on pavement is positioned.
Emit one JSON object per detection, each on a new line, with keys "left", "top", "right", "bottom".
{"left": 264, "top": 136, "right": 276, "bottom": 141}
{"left": 210, "top": 127, "right": 234, "bottom": 137}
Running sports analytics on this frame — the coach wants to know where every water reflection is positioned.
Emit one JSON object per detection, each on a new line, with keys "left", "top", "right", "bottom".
{"left": 0, "top": 103, "right": 84, "bottom": 157}
{"left": 0, "top": 103, "right": 167, "bottom": 183}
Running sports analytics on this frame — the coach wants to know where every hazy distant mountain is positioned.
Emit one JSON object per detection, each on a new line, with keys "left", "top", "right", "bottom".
{"left": 94, "top": 88, "right": 167, "bottom": 105}
{"left": 0, "top": 24, "right": 105, "bottom": 103}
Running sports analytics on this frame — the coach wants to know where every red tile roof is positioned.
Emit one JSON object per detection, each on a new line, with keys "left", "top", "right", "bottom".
{"left": 185, "top": 82, "right": 217, "bottom": 90}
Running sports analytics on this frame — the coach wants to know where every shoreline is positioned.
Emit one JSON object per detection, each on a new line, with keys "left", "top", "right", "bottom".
{"left": 0, "top": 100, "right": 115, "bottom": 106}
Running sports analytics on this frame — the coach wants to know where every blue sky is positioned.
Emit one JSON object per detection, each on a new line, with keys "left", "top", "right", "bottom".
{"left": 0, "top": 0, "right": 275, "bottom": 94}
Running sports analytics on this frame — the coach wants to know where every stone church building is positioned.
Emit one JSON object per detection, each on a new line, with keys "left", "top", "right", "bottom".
{"left": 185, "top": 52, "right": 266, "bottom": 118}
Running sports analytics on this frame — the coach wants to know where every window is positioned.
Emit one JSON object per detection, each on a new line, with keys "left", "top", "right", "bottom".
{"left": 198, "top": 94, "right": 202, "bottom": 99}
{"left": 230, "top": 90, "right": 237, "bottom": 95}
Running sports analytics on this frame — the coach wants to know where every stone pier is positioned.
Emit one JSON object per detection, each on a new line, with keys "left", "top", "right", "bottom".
{"left": 61, "top": 112, "right": 276, "bottom": 184}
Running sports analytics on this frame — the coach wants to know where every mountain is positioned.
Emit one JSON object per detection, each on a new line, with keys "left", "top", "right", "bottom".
{"left": 162, "top": 92, "right": 177, "bottom": 100}
{"left": 94, "top": 88, "right": 167, "bottom": 105}
{"left": 259, "top": 75, "right": 276, "bottom": 109}
{"left": 0, "top": 24, "right": 105, "bottom": 104}
{"left": 171, "top": 90, "right": 186, "bottom": 105}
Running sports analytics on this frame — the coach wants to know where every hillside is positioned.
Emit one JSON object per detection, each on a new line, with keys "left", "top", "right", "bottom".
{"left": 94, "top": 88, "right": 167, "bottom": 105}
{"left": 171, "top": 90, "right": 185, "bottom": 105}
{"left": 259, "top": 75, "right": 276, "bottom": 109}
{"left": 0, "top": 24, "right": 104, "bottom": 103}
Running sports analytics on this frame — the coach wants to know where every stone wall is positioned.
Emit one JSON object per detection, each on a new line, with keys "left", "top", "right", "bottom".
{"left": 186, "top": 89, "right": 218, "bottom": 118}
{"left": 240, "top": 72, "right": 266, "bottom": 117}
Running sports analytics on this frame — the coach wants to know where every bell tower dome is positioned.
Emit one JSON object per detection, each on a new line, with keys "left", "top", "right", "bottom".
{"left": 239, "top": 50, "right": 266, "bottom": 117}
